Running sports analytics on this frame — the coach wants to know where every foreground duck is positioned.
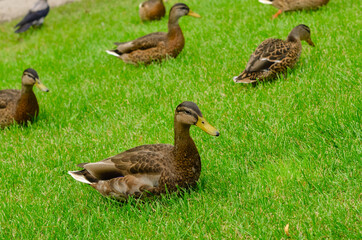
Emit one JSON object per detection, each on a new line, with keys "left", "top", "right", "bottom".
{"left": 0, "top": 68, "right": 49, "bottom": 128}
{"left": 69, "top": 101, "right": 219, "bottom": 200}
{"left": 139, "top": 0, "right": 166, "bottom": 21}
{"left": 106, "top": 3, "right": 200, "bottom": 65}
{"left": 233, "top": 24, "right": 315, "bottom": 84}
{"left": 259, "top": 0, "right": 330, "bottom": 19}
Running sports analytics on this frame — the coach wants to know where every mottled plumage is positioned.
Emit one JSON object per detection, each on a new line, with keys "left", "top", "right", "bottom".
{"left": 0, "top": 68, "right": 49, "bottom": 128}
{"left": 139, "top": 0, "right": 166, "bottom": 21}
{"left": 69, "top": 101, "right": 219, "bottom": 200}
{"left": 106, "top": 3, "right": 200, "bottom": 65}
{"left": 14, "top": 0, "right": 50, "bottom": 33}
{"left": 259, "top": 0, "right": 330, "bottom": 18}
{"left": 233, "top": 24, "right": 315, "bottom": 84}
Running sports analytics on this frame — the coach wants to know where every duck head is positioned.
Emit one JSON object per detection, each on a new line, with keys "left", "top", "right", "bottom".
{"left": 175, "top": 101, "right": 219, "bottom": 136}
{"left": 169, "top": 3, "right": 201, "bottom": 24}
{"left": 288, "top": 24, "right": 315, "bottom": 47}
{"left": 22, "top": 68, "right": 49, "bottom": 92}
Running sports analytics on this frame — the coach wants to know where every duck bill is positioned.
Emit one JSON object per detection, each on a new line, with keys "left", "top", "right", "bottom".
{"left": 306, "top": 38, "right": 315, "bottom": 47}
{"left": 196, "top": 117, "right": 219, "bottom": 136}
{"left": 187, "top": 10, "right": 201, "bottom": 18}
{"left": 35, "top": 79, "right": 49, "bottom": 92}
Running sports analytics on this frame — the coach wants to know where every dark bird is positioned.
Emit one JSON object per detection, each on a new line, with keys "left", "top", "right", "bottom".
{"left": 0, "top": 68, "right": 49, "bottom": 128}
{"left": 233, "top": 24, "right": 315, "bottom": 84}
{"left": 139, "top": 0, "right": 166, "bottom": 21}
{"left": 259, "top": 0, "right": 330, "bottom": 19}
{"left": 14, "top": 0, "right": 50, "bottom": 33}
{"left": 68, "top": 101, "right": 219, "bottom": 200}
{"left": 106, "top": 3, "right": 200, "bottom": 65}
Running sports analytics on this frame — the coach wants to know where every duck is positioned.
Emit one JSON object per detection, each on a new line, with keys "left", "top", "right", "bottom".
{"left": 14, "top": 0, "right": 50, "bottom": 33}
{"left": 106, "top": 3, "right": 200, "bottom": 65}
{"left": 0, "top": 68, "right": 49, "bottom": 128}
{"left": 233, "top": 24, "right": 315, "bottom": 84}
{"left": 139, "top": 0, "right": 166, "bottom": 21}
{"left": 259, "top": 0, "right": 330, "bottom": 19}
{"left": 68, "top": 101, "right": 219, "bottom": 200}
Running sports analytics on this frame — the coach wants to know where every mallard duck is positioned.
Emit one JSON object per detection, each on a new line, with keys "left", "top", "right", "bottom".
{"left": 106, "top": 3, "right": 200, "bottom": 65}
{"left": 139, "top": 0, "right": 166, "bottom": 21}
{"left": 0, "top": 68, "right": 49, "bottom": 128}
{"left": 68, "top": 101, "right": 219, "bottom": 200}
{"left": 233, "top": 24, "right": 315, "bottom": 84}
{"left": 259, "top": 0, "right": 330, "bottom": 19}
{"left": 14, "top": 0, "right": 50, "bottom": 33}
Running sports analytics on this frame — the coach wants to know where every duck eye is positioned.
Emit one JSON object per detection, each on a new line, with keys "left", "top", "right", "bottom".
{"left": 184, "top": 110, "right": 191, "bottom": 115}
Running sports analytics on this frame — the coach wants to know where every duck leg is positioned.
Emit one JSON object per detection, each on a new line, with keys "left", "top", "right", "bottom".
{"left": 272, "top": 9, "right": 283, "bottom": 19}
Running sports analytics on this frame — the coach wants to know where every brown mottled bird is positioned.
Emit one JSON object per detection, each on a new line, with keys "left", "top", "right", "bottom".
{"left": 233, "top": 24, "right": 315, "bottom": 84}
{"left": 139, "top": 0, "right": 166, "bottom": 21}
{"left": 68, "top": 101, "right": 219, "bottom": 200}
{"left": 106, "top": 3, "right": 200, "bottom": 65}
{"left": 259, "top": 0, "right": 330, "bottom": 19}
{"left": 0, "top": 68, "right": 49, "bottom": 128}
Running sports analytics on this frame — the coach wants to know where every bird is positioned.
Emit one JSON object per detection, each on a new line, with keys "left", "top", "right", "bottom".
{"left": 0, "top": 68, "right": 49, "bottom": 128}
{"left": 68, "top": 101, "right": 219, "bottom": 200}
{"left": 259, "top": 0, "right": 330, "bottom": 19}
{"left": 139, "top": 0, "right": 166, "bottom": 21}
{"left": 106, "top": 3, "right": 200, "bottom": 65}
{"left": 233, "top": 24, "right": 315, "bottom": 84}
{"left": 14, "top": 0, "right": 50, "bottom": 33}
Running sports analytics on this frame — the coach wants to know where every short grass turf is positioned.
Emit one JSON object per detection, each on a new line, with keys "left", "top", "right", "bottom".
{"left": 0, "top": 0, "right": 361, "bottom": 238}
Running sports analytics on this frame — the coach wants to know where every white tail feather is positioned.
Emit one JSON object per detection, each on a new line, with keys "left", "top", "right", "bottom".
{"left": 259, "top": 0, "right": 273, "bottom": 4}
{"left": 106, "top": 50, "right": 120, "bottom": 57}
{"left": 68, "top": 171, "right": 91, "bottom": 184}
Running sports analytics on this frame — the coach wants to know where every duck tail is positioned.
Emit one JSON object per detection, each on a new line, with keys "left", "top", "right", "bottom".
{"left": 68, "top": 169, "right": 98, "bottom": 184}
{"left": 106, "top": 50, "right": 121, "bottom": 57}
{"left": 233, "top": 72, "right": 258, "bottom": 84}
{"left": 259, "top": 0, "right": 273, "bottom": 4}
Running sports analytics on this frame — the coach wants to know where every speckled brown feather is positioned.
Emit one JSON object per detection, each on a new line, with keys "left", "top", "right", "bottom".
{"left": 234, "top": 25, "right": 314, "bottom": 83}
{"left": 107, "top": 3, "right": 198, "bottom": 65}
{"left": 139, "top": 0, "right": 166, "bottom": 21}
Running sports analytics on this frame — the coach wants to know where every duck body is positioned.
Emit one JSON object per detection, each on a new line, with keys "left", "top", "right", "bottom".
{"left": 259, "top": 0, "right": 330, "bottom": 18}
{"left": 139, "top": 0, "right": 166, "bottom": 21}
{"left": 0, "top": 69, "right": 49, "bottom": 128}
{"left": 106, "top": 3, "right": 200, "bottom": 65}
{"left": 69, "top": 101, "right": 219, "bottom": 200}
{"left": 14, "top": 0, "right": 50, "bottom": 33}
{"left": 233, "top": 24, "right": 315, "bottom": 84}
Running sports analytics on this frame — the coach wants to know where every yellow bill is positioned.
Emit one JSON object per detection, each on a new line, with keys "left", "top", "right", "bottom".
{"left": 196, "top": 117, "right": 219, "bottom": 136}
{"left": 187, "top": 10, "right": 201, "bottom": 18}
{"left": 306, "top": 38, "right": 315, "bottom": 47}
{"left": 35, "top": 79, "right": 49, "bottom": 92}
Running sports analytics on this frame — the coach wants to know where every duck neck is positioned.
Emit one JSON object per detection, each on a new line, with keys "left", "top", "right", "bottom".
{"left": 173, "top": 120, "right": 200, "bottom": 171}
{"left": 14, "top": 85, "right": 38, "bottom": 123}
{"left": 167, "top": 18, "right": 183, "bottom": 37}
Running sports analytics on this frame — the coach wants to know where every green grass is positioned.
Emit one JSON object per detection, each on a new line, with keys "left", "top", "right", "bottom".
{"left": 0, "top": 0, "right": 361, "bottom": 238}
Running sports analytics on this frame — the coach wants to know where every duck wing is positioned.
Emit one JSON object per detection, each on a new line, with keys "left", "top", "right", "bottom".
{"left": 245, "top": 38, "right": 290, "bottom": 72}
{"left": 0, "top": 89, "right": 20, "bottom": 108}
{"left": 113, "top": 32, "right": 167, "bottom": 54}
{"left": 78, "top": 144, "right": 174, "bottom": 181}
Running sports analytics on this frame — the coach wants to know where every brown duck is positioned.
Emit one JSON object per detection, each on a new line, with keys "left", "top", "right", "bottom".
{"left": 68, "top": 101, "right": 219, "bottom": 200}
{"left": 233, "top": 24, "right": 315, "bottom": 84}
{"left": 139, "top": 0, "right": 166, "bottom": 21}
{"left": 106, "top": 3, "right": 200, "bottom": 65}
{"left": 259, "top": 0, "right": 330, "bottom": 19}
{"left": 0, "top": 68, "right": 49, "bottom": 128}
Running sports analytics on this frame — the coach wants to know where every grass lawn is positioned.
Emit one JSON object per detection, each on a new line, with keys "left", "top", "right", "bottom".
{"left": 0, "top": 0, "right": 361, "bottom": 238}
